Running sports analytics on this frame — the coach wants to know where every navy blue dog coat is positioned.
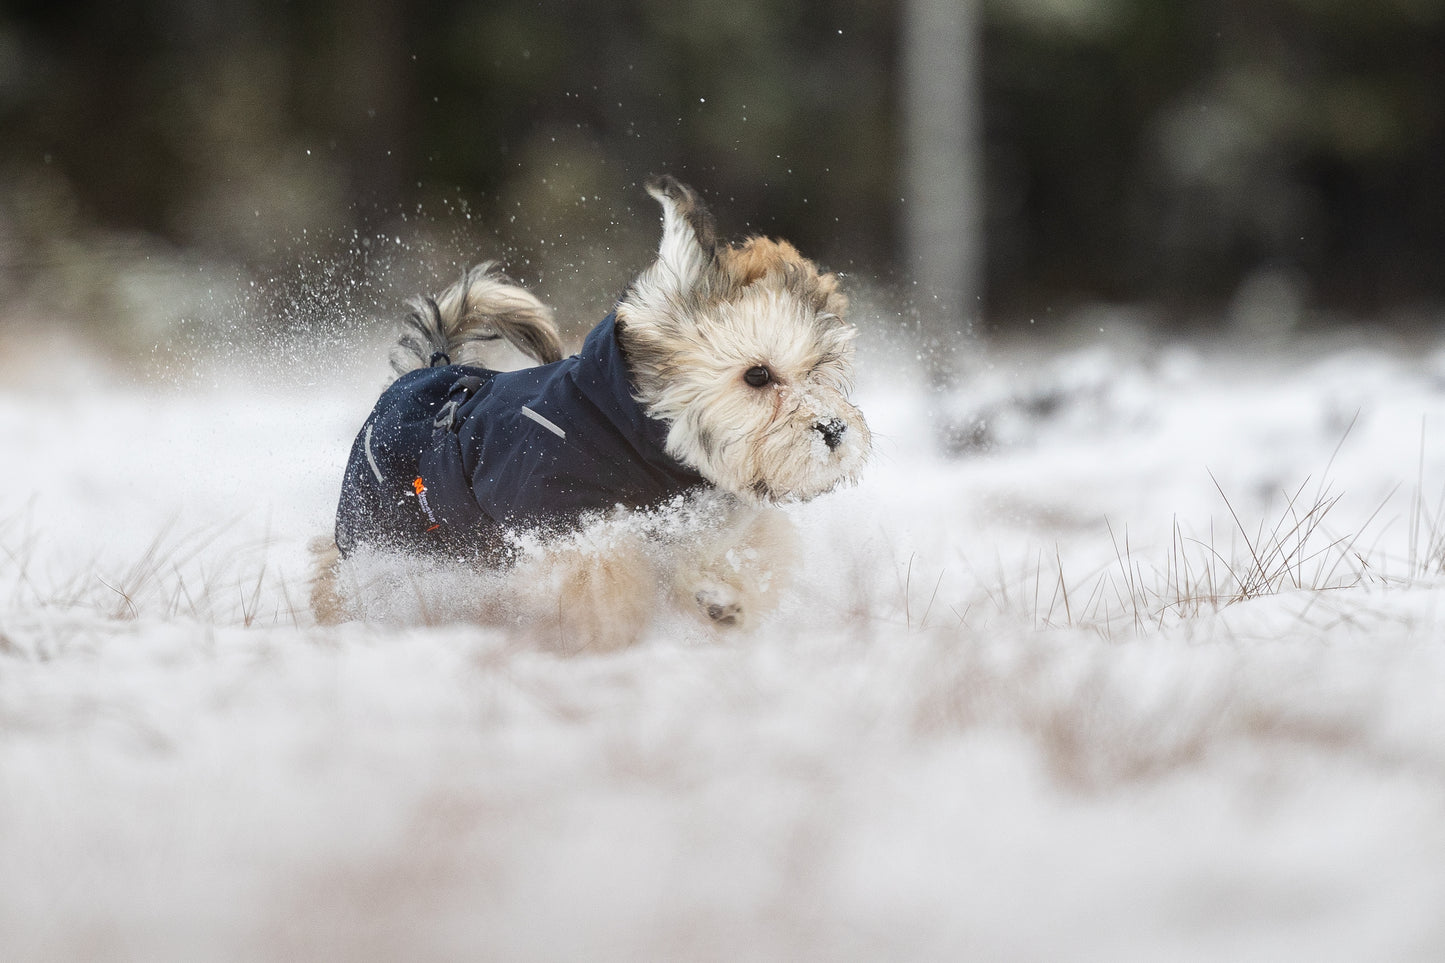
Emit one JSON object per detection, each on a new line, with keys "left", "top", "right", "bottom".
{"left": 335, "top": 312, "right": 705, "bottom": 561}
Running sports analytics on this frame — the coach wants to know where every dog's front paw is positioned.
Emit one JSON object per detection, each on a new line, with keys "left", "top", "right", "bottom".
{"left": 694, "top": 582, "right": 745, "bottom": 628}
{"left": 675, "top": 506, "right": 797, "bottom": 633}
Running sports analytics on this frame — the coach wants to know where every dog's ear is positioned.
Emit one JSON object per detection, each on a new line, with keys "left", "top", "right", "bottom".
{"left": 718, "top": 237, "right": 851, "bottom": 319}
{"left": 643, "top": 175, "right": 717, "bottom": 297}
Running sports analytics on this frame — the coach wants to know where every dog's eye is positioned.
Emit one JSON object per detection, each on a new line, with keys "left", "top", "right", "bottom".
{"left": 743, "top": 366, "right": 772, "bottom": 388}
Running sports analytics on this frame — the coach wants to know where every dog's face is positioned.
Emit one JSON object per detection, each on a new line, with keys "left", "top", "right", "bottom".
{"left": 618, "top": 176, "right": 870, "bottom": 503}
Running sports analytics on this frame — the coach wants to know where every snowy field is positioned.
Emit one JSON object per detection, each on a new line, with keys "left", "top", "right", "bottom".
{"left": 5, "top": 311, "right": 1445, "bottom": 961}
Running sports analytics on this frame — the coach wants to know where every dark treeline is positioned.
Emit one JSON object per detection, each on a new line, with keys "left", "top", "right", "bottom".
{"left": 2, "top": 0, "right": 1442, "bottom": 331}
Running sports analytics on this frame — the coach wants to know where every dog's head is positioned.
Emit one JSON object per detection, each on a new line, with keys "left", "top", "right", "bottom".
{"left": 617, "top": 176, "right": 870, "bottom": 503}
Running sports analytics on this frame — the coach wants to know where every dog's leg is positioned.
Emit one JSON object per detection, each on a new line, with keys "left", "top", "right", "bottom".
{"left": 309, "top": 537, "right": 348, "bottom": 625}
{"left": 675, "top": 506, "right": 797, "bottom": 630}
{"left": 512, "top": 530, "right": 658, "bottom": 654}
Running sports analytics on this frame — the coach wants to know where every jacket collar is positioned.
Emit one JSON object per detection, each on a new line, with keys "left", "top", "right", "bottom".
{"left": 568, "top": 311, "right": 704, "bottom": 487}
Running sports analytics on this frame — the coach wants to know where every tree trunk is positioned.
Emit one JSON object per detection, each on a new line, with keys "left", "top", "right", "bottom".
{"left": 901, "top": 0, "right": 984, "bottom": 386}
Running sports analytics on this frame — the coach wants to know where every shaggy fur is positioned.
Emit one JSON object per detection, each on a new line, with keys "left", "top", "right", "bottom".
{"left": 391, "top": 262, "right": 563, "bottom": 374}
{"left": 314, "top": 176, "right": 870, "bottom": 651}
{"left": 621, "top": 178, "right": 868, "bottom": 502}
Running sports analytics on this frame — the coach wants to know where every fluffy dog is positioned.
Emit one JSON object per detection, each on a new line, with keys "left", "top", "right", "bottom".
{"left": 313, "top": 176, "right": 870, "bottom": 651}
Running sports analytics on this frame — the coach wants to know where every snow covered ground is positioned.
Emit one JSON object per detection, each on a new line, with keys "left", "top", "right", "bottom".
{"left": 5, "top": 313, "right": 1445, "bottom": 961}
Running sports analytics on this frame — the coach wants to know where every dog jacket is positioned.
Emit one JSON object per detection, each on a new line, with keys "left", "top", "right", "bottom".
{"left": 335, "top": 312, "right": 705, "bottom": 560}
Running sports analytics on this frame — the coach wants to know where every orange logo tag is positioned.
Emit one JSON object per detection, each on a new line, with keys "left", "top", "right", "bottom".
{"left": 412, "top": 476, "right": 440, "bottom": 531}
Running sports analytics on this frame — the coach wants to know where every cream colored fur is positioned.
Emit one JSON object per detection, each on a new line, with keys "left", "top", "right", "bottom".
{"left": 506, "top": 498, "right": 799, "bottom": 655}
{"left": 390, "top": 262, "right": 562, "bottom": 375}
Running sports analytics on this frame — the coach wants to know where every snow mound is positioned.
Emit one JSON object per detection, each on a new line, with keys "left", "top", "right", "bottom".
{"left": 5, "top": 327, "right": 1445, "bottom": 960}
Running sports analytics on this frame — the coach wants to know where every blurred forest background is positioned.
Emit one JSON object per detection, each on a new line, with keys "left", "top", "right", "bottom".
{"left": 1, "top": 0, "right": 1442, "bottom": 359}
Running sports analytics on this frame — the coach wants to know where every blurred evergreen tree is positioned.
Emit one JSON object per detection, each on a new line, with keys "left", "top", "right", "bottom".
{"left": 0, "top": 0, "right": 1441, "bottom": 328}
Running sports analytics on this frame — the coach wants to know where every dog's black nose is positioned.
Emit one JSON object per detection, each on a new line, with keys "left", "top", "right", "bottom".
{"left": 816, "top": 418, "right": 847, "bottom": 451}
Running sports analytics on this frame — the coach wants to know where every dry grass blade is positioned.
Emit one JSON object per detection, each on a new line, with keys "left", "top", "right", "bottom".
{"left": 1207, "top": 470, "right": 1271, "bottom": 600}
{"left": 1000, "top": 459, "right": 1380, "bottom": 639}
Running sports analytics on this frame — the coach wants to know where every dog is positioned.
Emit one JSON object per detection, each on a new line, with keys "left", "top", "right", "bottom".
{"left": 312, "top": 175, "right": 870, "bottom": 651}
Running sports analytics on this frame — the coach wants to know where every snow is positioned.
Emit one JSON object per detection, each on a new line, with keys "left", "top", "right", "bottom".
{"left": 5, "top": 318, "right": 1445, "bottom": 960}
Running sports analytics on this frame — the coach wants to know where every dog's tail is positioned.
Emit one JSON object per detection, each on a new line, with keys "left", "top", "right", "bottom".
{"left": 390, "top": 262, "right": 564, "bottom": 375}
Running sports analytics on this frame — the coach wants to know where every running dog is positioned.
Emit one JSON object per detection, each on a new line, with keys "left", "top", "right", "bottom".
{"left": 313, "top": 176, "right": 870, "bottom": 651}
